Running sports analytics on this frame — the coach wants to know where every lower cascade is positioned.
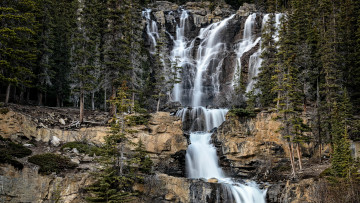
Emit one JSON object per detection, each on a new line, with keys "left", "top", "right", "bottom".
{"left": 180, "top": 108, "right": 266, "bottom": 203}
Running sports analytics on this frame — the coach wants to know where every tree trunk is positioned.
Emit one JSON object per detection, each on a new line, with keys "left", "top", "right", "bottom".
{"left": 156, "top": 92, "right": 161, "bottom": 112}
{"left": 109, "top": 85, "right": 116, "bottom": 117}
{"left": 5, "top": 84, "right": 11, "bottom": 105}
{"left": 56, "top": 94, "right": 61, "bottom": 107}
{"left": 296, "top": 143, "right": 303, "bottom": 171}
{"left": 19, "top": 88, "right": 24, "bottom": 104}
{"left": 26, "top": 88, "right": 30, "bottom": 104}
{"left": 79, "top": 91, "right": 84, "bottom": 123}
{"left": 91, "top": 92, "right": 95, "bottom": 111}
{"left": 289, "top": 142, "right": 296, "bottom": 177}
{"left": 104, "top": 87, "right": 107, "bottom": 111}
{"left": 131, "top": 92, "right": 135, "bottom": 114}
{"left": 37, "top": 91, "right": 43, "bottom": 106}
{"left": 120, "top": 143, "right": 124, "bottom": 175}
{"left": 13, "top": 86, "right": 16, "bottom": 103}
{"left": 44, "top": 92, "right": 47, "bottom": 106}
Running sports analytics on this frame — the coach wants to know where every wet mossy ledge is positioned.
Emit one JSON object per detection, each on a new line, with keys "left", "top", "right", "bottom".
{"left": 28, "top": 153, "right": 78, "bottom": 174}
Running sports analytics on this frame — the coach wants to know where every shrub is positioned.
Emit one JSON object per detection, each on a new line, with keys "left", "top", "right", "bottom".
{"left": 7, "top": 142, "right": 32, "bottom": 158}
{"left": 0, "top": 139, "right": 31, "bottom": 170}
{"left": 0, "top": 107, "right": 9, "bottom": 114}
{"left": 229, "top": 108, "right": 256, "bottom": 118}
{"left": 126, "top": 114, "right": 151, "bottom": 126}
{"left": 28, "top": 153, "right": 78, "bottom": 174}
{"left": 61, "top": 142, "right": 101, "bottom": 156}
{"left": 0, "top": 152, "right": 24, "bottom": 170}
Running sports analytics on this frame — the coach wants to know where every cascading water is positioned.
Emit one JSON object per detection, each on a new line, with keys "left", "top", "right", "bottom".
{"left": 246, "top": 13, "right": 283, "bottom": 92}
{"left": 192, "top": 14, "right": 235, "bottom": 107}
{"left": 142, "top": 9, "right": 159, "bottom": 54}
{"left": 171, "top": 10, "right": 192, "bottom": 103}
{"left": 172, "top": 13, "right": 266, "bottom": 203}
{"left": 233, "top": 13, "right": 259, "bottom": 87}
{"left": 182, "top": 108, "right": 266, "bottom": 203}
{"left": 145, "top": 8, "right": 267, "bottom": 202}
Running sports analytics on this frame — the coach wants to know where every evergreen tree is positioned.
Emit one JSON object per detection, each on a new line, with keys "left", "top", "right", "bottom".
{"left": 50, "top": 0, "right": 78, "bottom": 107}
{"left": 72, "top": 0, "right": 102, "bottom": 122}
{"left": 331, "top": 90, "right": 353, "bottom": 178}
{"left": 87, "top": 81, "right": 152, "bottom": 202}
{"left": 0, "top": 0, "right": 37, "bottom": 104}
{"left": 256, "top": 13, "right": 277, "bottom": 108}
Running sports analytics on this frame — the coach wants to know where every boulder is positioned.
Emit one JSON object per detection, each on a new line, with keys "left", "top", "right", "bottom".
{"left": 50, "top": 136, "right": 61, "bottom": 147}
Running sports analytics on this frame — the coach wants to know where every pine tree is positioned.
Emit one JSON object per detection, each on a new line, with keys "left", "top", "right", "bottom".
{"left": 87, "top": 81, "right": 152, "bottom": 202}
{"left": 33, "top": 0, "right": 55, "bottom": 106}
{"left": 50, "top": 0, "right": 78, "bottom": 107}
{"left": 273, "top": 14, "right": 308, "bottom": 176}
{"left": 331, "top": 90, "right": 353, "bottom": 178}
{"left": 256, "top": 13, "right": 277, "bottom": 108}
{"left": 72, "top": 0, "right": 103, "bottom": 122}
{"left": 0, "top": 0, "right": 37, "bottom": 104}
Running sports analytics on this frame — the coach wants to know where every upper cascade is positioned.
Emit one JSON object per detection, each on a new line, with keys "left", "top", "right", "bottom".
{"left": 143, "top": 5, "right": 282, "bottom": 107}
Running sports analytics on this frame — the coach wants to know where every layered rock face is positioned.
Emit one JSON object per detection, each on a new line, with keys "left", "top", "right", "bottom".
{"left": 0, "top": 108, "right": 188, "bottom": 202}
{"left": 212, "top": 111, "right": 288, "bottom": 179}
{"left": 0, "top": 165, "right": 93, "bottom": 203}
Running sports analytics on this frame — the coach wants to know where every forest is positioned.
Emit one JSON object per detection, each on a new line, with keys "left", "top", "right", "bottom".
{"left": 1, "top": 0, "right": 360, "bottom": 202}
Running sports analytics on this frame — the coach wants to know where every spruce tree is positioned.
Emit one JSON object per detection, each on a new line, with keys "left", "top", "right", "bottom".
{"left": 0, "top": 0, "right": 37, "bottom": 104}
{"left": 256, "top": 13, "right": 277, "bottom": 108}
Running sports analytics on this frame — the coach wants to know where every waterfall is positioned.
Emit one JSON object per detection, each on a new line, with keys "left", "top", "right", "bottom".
{"left": 142, "top": 9, "right": 159, "bottom": 54}
{"left": 145, "top": 9, "right": 267, "bottom": 202}
{"left": 176, "top": 107, "right": 228, "bottom": 132}
{"left": 246, "top": 13, "right": 283, "bottom": 92}
{"left": 192, "top": 14, "right": 235, "bottom": 107}
{"left": 171, "top": 10, "right": 192, "bottom": 103}
{"left": 182, "top": 110, "right": 266, "bottom": 203}
{"left": 233, "top": 13, "right": 259, "bottom": 87}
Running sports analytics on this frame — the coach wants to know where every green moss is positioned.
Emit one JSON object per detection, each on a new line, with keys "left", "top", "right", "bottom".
{"left": 61, "top": 142, "right": 101, "bottom": 156}
{"left": 0, "top": 107, "right": 9, "bottom": 114}
{"left": 229, "top": 108, "right": 256, "bottom": 118}
{"left": 28, "top": 153, "right": 78, "bottom": 174}
{"left": 125, "top": 114, "right": 151, "bottom": 126}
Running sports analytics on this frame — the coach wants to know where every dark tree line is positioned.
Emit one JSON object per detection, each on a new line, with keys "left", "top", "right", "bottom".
{"left": 253, "top": 0, "right": 360, "bottom": 183}
{"left": 1, "top": 0, "right": 157, "bottom": 122}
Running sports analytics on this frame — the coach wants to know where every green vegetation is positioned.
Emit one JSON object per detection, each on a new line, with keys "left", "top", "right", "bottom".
{"left": 125, "top": 114, "right": 151, "bottom": 126}
{"left": 61, "top": 142, "right": 101, "bottom": 156}
{"left": 0, "top": 137, "right": 32, "bottom": 170}
{"left": 28, "top": 153, "right": 77, "bottom": 174}
{"left": 86, "top": 81, "right": 152, "bottom": 202}
{"left": 228, "top": 108, "right": 256, "bottom": 118}
{"left": 0, "top": 108, "right": 9, "bottom": 114}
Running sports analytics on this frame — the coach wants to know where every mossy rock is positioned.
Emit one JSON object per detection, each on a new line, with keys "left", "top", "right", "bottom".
{"left": 61, "top": 142, "right": 101, "bottom": 156}
{"left": 28, "top": 153, "right": 78, "bottom": 174}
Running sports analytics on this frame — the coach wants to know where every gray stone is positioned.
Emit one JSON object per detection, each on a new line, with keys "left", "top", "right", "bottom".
{"left": 50, "top": 136, "right": 61, "bottom": 147}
